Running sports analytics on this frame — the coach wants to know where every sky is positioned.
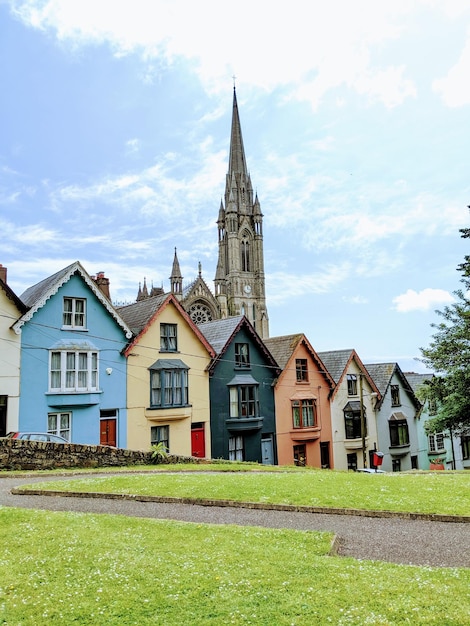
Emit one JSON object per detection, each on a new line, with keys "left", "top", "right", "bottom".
{"left": 1, "top": 0, "right": 469, "bottom": 374}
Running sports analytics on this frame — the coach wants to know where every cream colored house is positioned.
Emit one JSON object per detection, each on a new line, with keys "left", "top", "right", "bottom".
{"left": 0, "top": 265, "right": 27, "bottom": 436}
{"left": 318, "top": 349, "right": 381, "bottom": 471}
{"left": 118, "top": 293, "right": 215, "bottom": 456}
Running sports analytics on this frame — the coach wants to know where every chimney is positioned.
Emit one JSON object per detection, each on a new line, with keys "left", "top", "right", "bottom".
{"left": 0, "top": 264, "right": 6, "bottom": 284}
{"left": 93, "top": 271, "right": 111, "bottom": 300}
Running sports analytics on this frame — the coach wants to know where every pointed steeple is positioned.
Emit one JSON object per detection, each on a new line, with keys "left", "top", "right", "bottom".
{"left": 228, "top": 87, "right": 248, "bottom": 179}
{"left": 170, "top": 247, "right": 183, "bottom": 296}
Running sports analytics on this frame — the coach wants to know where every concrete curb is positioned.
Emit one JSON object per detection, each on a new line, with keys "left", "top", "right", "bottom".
{"left": 11, "top": 487, "right": 470, "bottom": 523}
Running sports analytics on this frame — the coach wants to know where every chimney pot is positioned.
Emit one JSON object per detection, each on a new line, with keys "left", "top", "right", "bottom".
{"left": 0, "top": 264, "right": 7, "bottom": 284}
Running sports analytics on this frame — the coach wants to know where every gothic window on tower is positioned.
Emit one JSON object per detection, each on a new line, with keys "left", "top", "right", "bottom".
{"left": 240, "top": 235, "right": 251, "bottom": 272}
{"left": 189, "top": 302, "right": 213, "bottom": 325}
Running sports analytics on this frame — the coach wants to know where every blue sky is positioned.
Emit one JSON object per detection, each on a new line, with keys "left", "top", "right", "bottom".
{"left": 1, "top": 0, "right": 469, "bottom": 373}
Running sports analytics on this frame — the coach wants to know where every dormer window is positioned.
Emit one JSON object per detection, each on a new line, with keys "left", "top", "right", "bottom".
{"left": 63, "top": 297, "right": 86, "bottom": 329}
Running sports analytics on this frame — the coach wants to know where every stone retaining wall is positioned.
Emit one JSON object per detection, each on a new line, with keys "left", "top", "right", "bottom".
{"left": 0, "top": 438, "right": 201, "bottom": 471}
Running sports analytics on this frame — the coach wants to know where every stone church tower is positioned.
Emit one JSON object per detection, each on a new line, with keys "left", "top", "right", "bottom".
{"left": 214, "top": 87, "right": 269, "bottom": 338}
{"left": 132, "top": 88, "right": 269, "bottom": 338}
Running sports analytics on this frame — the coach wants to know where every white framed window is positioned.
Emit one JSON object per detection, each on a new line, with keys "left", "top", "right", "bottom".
{"left": 229, "top": 435, "right": 244, "bottom": 461}
{"left": 50, "top": 350, "right": 98, "bottom": 392}
{"left": 62, "top": 297, "right": 86, "bottom": 329}
{"left": 428, "top": 432, "right": 445, "bottom": 453}
{"left": 48, "top": 412, "right": 71, "bottom": 441}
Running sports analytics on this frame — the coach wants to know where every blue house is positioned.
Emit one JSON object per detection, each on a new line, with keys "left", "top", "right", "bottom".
{"left": 12, "top": 262, "right": 132, "bottom": 447}
{"left": 199, "top": 316, "right": 280, "bottom": 464}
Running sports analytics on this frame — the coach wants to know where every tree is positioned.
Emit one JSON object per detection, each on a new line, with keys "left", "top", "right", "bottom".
{"left": 419, "top": 222, "right": 470, "bottom": 436}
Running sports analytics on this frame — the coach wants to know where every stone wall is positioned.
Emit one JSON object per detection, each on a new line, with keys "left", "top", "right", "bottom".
{"left": 0, "top": 438, "right": 202, "bottom": 471}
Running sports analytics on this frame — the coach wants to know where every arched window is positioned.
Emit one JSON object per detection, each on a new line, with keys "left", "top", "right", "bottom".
{"left": 240, "top": 233, "right": 251, "bottom": 272}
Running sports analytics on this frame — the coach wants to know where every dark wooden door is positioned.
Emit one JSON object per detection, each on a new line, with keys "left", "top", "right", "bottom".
{"left": 191, "top": 426, "right": 205, "bottom": 458}
{"left": 100, "top": 418, "right": 117, "bottom": 447}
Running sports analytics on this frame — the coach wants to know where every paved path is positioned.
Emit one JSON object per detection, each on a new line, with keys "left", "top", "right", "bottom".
{"left": 1, "top": 474, "right": 469, "bottom": 569}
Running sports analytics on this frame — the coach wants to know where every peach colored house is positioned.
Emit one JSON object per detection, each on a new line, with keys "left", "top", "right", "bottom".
{"left": 264, "top": 334, "right": 335, "bottom": 468}
{"left": 118, "top": 293, "right": 215, "bottom": 456}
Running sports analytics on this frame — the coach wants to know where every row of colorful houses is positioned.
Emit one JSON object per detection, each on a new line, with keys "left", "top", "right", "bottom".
{"left": 1, "top": 261, "right": 468, "bottom": 471}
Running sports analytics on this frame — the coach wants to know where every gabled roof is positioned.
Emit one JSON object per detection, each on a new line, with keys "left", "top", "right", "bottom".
{"left": 317, "top": 348, "right": 380, "bottom": 400}
{"left": 264, "top": 333, "right": 335, "bottom": 389}
{"left": 198, "top": 315, "right": 280, "bottom": 376}
{"left": 0, "top": 279, "right": 28, "bottom": 315}
{"left": 403, "top": 371, "right": 434, "bottom": 394}
{"left": 117, "top": 293, "right": 168, "bottom": 335}
{"left": 118, "top": 292, "right": 215, "bottom": 358}
{"left": 365, "top": 362, "right": 422, "bottom": 411}
{"left": 198, "top": 316, "right": 243, "bottom": 354}
{"left": 12, "top": 261, "right": 132, "bottom": 338}
{"left": 317, "top": 349, "right": 355, "bottom": 383}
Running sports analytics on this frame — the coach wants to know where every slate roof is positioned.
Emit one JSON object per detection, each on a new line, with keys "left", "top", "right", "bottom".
{"left": 13, "top": 261, "right": 132, "bottom": 338}
{"left": 20, "top": 263, "right": 75, "bottom": 307}
{"left": 117, "top": 293, "right": 168, "bottom": 335}
{"left": 117, "top": 293, "right": 216, "bottom": 359}
{"left": 198, "top": 316, "right": 244, "bottom": 355}
{"left": 198, "top": 315, "right": 280, "bottom": 376}
{"left": 263, "top": 334, "right": 303, "bottom": 370}
{"left": 364, "top": 363, "right": 396, "bottom": 395}
{"left": 317, "top": 349, "right": 355, "bottom": 383}
{"left": 403, "top": 372, "right": 434, "bottom": 394}
{"left": 365, "top": 362, "right": 422, "bottom": 410}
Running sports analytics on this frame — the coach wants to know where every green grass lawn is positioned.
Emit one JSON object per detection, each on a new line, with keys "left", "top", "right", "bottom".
{"left": 1, "top": 506, "right": 469, "bottom": 626}
{"left": 22, "top": 465, "right": 470, "bottom": 516}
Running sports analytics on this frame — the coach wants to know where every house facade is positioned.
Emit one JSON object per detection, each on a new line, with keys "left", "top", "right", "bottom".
{"left": 405, "top": 371, "right": 466, "bottom": 470}
{"left": 365, "top": 363, "right": 422, "bottom": 472}
{"left": 199, "top": 316, "right": 280, "bottom": 463}
{"left": 318, "top": 350, "right": 381, "bottom": 471}
{"left": 118, "top": 294, "right": 215, "bottom": 456}
{"left": 264, "top": 334, "right": 335, "bottom": 468}
{"left": 12, "top": 262, "right": 132, "bottom": 446}
{"left": 0, "top": 265, "right": 27, "bottom": 436}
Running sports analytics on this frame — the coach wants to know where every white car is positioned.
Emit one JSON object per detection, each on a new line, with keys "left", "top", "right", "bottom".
{"left": 356, "top": 468, "right": 386, "bottom": 473}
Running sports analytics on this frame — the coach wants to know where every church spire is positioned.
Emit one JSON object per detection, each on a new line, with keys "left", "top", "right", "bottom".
{"left": 228, "top": 87, "right": 248, "bottom": 180}
{"left": 214, "top": 86, "right": 269, "bottom": 338}
{"left": 170, "top": 247, "right": 183, "bottom": 296}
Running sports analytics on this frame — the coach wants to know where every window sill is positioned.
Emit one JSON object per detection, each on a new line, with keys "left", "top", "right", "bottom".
{"left": 290, "top": 427, "right": 321, "bottom": 441}
{"left": 146, "top": 405, "right": 192, "bottom": 421}
{"left": 389, "top": 444, "right": 410, "bottom": 457}
{"left": 344, "top": 437, "right": 368, "bottom": 450}
{"left": 46, "top": 391, "right": 101, "bottom": 406}
{"left": 61, "top": 326, "right": 89, "bottom": 332}
{"left": 226, "top": 417, "right": 263, "bottom": 431}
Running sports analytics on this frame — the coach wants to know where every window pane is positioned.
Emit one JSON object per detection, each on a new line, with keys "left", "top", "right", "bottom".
{"left": 292, "top": 401, "right": 300, "bottom": 428}
{"left": 230, "top": 387, "right": 239, "bottom": 417}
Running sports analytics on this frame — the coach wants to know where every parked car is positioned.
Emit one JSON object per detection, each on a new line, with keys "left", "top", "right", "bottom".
{"left": 356, "top": 468, "right": 386, "bottom": 474}
{"left": 6, "top": 432, "right": 69, "bottom": 443}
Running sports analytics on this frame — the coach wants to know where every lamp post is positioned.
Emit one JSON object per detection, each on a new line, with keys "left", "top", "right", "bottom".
{"left": 359, "top": 373, "right": 367, "bottom": 468}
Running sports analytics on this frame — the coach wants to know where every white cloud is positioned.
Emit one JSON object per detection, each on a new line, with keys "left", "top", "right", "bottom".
{"left": 433, "top": 28, "right": 470, "bottom": 106}
{"left": 9, "top": 0, "right": 431, "bottom": 107}
{"left": 392, "top": 288, "right": 455, "bottom": 312}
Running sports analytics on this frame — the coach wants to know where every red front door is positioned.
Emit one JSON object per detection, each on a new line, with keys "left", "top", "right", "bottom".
{"left": 191, "top": 426, "right": 205, "bottom": 458}
{"left": 100, "top": 418, "right": 117, "bottom": 447}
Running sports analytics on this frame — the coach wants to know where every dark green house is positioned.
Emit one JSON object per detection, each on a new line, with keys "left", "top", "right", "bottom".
{"left": 199, "top": 316, "right": 280, "bottom": 464}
